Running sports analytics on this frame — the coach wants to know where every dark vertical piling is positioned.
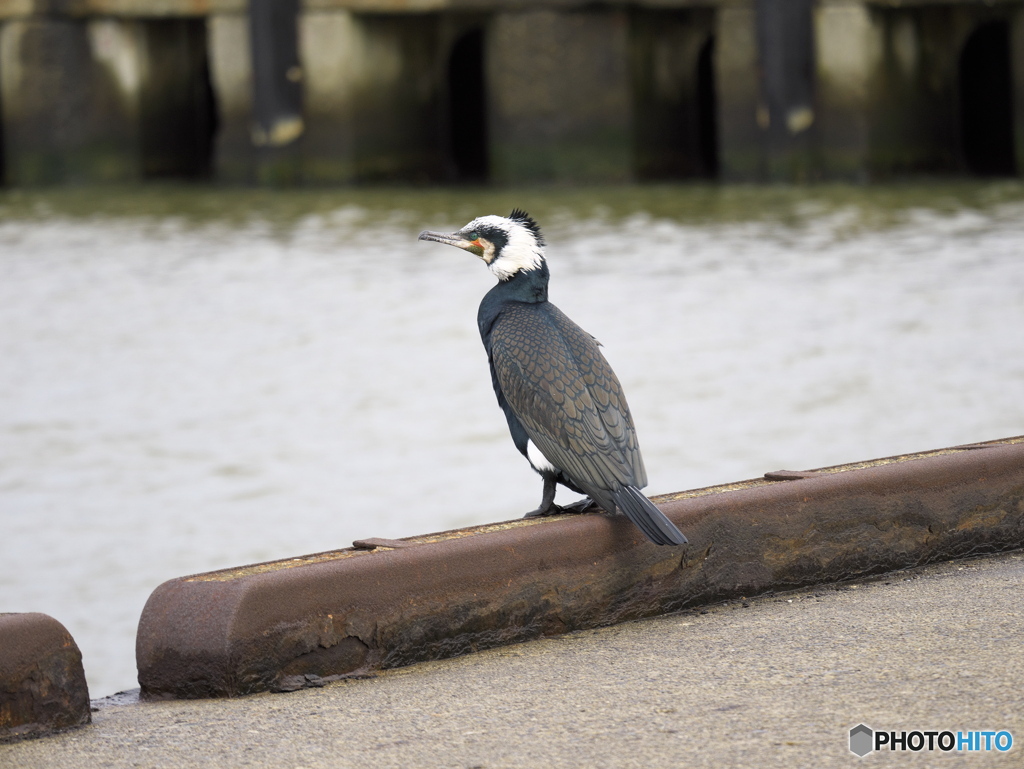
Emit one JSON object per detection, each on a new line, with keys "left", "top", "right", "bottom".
{"left": 755, "top": 0, "right": 817, "bottom": 180}
{"left": 248, "top": 0, "right": 303, "bottom": 184}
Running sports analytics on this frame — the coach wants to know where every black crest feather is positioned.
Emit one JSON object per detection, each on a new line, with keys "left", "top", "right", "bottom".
{"left": 508, "top": 209, "right": 545, "bottom": 247}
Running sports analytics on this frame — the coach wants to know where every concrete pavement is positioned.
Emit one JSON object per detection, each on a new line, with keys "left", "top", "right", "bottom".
{"left": 3, "top": 550, "right": 1022, "bottom": 768}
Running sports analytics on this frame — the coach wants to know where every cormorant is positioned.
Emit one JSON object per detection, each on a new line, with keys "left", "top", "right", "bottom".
{"left": 418, "top": 210, "right": 687, "bottom": 547}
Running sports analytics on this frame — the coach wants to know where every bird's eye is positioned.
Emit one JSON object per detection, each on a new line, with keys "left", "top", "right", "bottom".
{"left": 467, "top": 231, "right": 479, "bottom": 240}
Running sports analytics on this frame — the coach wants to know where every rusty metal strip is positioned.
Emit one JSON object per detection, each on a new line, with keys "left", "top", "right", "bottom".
{"left": 764, "top": 470, "right": 824, "bottom": 480}
{"left": 136, "top": 437, "right": 1024, "bottom": 699}
{"left": 351, "top": 538, "right": 418, "bottom": 550}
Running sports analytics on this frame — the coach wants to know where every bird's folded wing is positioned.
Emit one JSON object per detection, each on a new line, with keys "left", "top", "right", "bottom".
{"left": 489, "top": 303, "right": 646, "bottom": 490}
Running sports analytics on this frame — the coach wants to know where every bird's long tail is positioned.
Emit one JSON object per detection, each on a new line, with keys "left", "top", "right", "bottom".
{"left": 614, "top": 486, "right": 688, "bottom": 546}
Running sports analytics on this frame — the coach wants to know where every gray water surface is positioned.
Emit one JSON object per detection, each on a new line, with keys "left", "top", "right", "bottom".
{"left": 2, "top": 185, "right": 1023, "bottom": 697}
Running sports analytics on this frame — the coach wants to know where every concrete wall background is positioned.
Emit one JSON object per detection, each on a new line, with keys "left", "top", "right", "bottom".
{"left": 631, "top": 7, "right": 717, "bottom": 180}
{"left": 1, "top": 19, "right": 142, "bottom": 184}
{"left": 0, "top": 0, "right": 1022, "bottom": 185}
{"left": 488, "top": 9, "right": 633, "bottom": 184}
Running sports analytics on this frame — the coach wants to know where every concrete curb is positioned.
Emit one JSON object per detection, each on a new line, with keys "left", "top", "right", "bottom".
{"left": 137, "top": 437, "right": 1024, "bottom": 699}
{"left": 0, "top": 614, "right": 91, "bottom": 743}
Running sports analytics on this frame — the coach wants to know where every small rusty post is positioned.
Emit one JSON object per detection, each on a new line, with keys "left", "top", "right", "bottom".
{"left": 0, "top": 614, "right": 91, "bottom": 742}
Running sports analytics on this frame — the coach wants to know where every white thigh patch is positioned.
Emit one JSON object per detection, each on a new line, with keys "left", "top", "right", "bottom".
{"left": 526, "top": 440, "right": 557, "bottom": 474}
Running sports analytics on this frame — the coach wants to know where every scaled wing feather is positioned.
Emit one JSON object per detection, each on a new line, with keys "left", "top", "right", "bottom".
{"left": 489, "top": 303, "right": 646, "bottom": 492}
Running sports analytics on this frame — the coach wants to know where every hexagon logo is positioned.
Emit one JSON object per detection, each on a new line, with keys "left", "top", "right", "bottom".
{"left": 850, "top": 724, "right": 874, "bottom": 757}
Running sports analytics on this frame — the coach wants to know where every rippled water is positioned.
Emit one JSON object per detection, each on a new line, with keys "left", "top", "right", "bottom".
{"left": 2, "top": 184, "right": 1023, "bottom": 697}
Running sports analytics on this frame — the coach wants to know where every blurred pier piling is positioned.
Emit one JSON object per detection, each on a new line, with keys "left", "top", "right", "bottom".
{"left": 0, "top": 0, "right": 1022, "bottom": 186}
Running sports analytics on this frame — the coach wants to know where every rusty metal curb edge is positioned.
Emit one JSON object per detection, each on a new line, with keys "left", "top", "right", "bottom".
{"left": 136, "top": 437, "right": 1024, "bottom": 699}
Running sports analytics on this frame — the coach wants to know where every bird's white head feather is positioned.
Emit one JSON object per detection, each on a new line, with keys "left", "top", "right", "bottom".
{"left": 461, "top": 213, "right": 545, "bottom": 280}
{"left": 418, "top": 210, "right": 546, "bottom": 280}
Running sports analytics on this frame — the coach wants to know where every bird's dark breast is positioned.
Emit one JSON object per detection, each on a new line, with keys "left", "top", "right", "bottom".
{"left": 488, "top": 301, "right": 646, "bottom": 492}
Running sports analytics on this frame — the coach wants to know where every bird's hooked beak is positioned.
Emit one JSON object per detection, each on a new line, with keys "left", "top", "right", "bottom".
{"left": 418, "top": 230, "right": 484, "bottom": 257}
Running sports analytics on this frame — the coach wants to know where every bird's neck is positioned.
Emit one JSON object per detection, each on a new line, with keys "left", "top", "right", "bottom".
{"left": 496, "top": 263, "right": 549, "bottom": 303}
{"left": 477, "top": 264, "right": 550, "bottom": 340}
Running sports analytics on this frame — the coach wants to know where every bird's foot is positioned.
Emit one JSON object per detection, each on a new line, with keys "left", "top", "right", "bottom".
{"left": 523, "top": 497, "right": 597, "bottom": 518}
{"left": 557, "top": 497, "right": 598, "bottom": 515}
{"left": 523, "top": 505, "right": 558, "bottom": 518}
